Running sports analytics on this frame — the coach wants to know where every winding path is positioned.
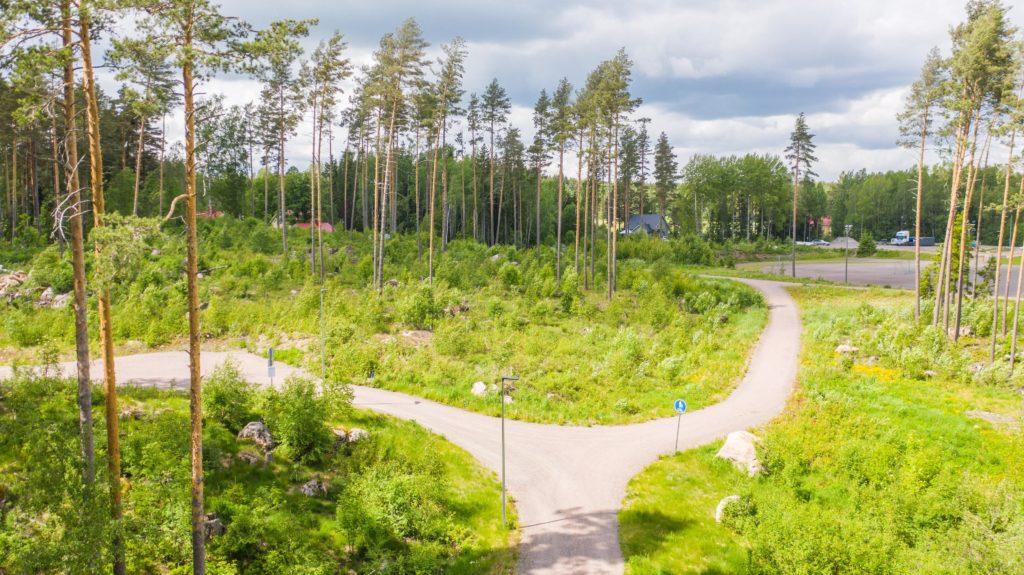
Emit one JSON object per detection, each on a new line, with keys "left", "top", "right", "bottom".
{"left": 1, "top": 278, "right": 800, "bottom": 574}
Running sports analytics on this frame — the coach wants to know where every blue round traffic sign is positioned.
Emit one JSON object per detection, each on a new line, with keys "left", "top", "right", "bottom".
{"left": 673, "top": 399, "right": 687, "bottom": 414}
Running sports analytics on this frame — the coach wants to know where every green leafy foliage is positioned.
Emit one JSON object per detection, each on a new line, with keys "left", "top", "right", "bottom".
{"left": 856, "top": 229, "right": 877, "bottom": 257}
{"left": 0, "top": 375, "right": 512, "bottom": 574}
{"left": 204, "top": 360, "right": 256, "bottom": 433}
{"left": 1, "top": 219, "right": 766, "bottom": 425}
{"left": 620, "top": 287, "right": 1024, "bottom": 574}
{"left": 259, "top": 375, "right": 339, "bottom": 463}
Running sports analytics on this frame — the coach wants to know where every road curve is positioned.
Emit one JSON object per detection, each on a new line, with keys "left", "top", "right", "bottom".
{"left": 0, "top": 278, "right": 800, "bottom": 574}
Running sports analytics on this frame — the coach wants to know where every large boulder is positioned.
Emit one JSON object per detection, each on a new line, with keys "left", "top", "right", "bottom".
{"left": 834, "top": 344, "right": 858, "bottom": 354}
{"left": 238, "top": 421, "right": 274, "bottom": 451}
{"left": 715, "top": 431, "right": 762, "bottom": 476}
{"left": 471, "top": 381, "right": 488, "bottom": 396}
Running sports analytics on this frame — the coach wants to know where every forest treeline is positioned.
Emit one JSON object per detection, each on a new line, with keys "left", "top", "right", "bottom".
{"left": 4, "top": 78, "right": 1011, "bottom": 252}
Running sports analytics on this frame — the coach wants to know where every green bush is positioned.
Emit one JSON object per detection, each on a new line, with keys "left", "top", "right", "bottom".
{"left": 204, "top": 360, "right": 255, "bottom": 433}
{"left": 259, "top": 376, "right": 338, "bottom": 463}
{"left": 857, "top": 230, "right": 877, "bottom": 257}
{"left": 398, "top": 285, "right": 442, "bottom": 330}
{"left": 26, "top": 247, "right": 74, "bottom": 293}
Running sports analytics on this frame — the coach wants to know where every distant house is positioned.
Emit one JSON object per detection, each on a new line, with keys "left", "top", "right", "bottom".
{"left": 296, "top": 221, "right": 335, "bottom": 232}
{"left": 622, "top": 214, "right": 670, "bottom": 239}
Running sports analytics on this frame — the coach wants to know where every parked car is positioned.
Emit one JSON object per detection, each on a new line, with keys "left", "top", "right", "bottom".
{"left": 811, "top": 239, "right": 830, "bottom": 246}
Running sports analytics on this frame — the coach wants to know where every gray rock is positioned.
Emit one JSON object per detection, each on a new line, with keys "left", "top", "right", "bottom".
{"left": 51, "top": 293, "right": 71, "bottom": 309}
{"left": 300, "top": 479, "right": 327, "bottom": 497}
{"left": 237, "top": 450, "right": 263, "bottom": 465}
{"left": 715, "top": 431, "right": 762, "bottom": 476}
{"left": 119, "top": 406, "right": 147, "bottom": 420}
{"left": 834, "top": 344, "right": 858, "bottom": 354}
{"left": 471, "top": 381, "right": 488, "bottom": 396}
{"left": 238, "top": 421, "right": 274, "bottom": 451}
{"left": 36, "top": 287, "right": 55, "bottom": 307}
{"left": 346, "top": 428, "right": 369, "bottom": 443}
{"left": 204, "top": 513, "right": 225, "bottom": 540}
{"left": 966, "top": 410, "right": 1021, "bottom": 430}
{"left": 948, "top": 326, "right": 973, "bottom": 338}
{"left": 715, "top": 495, "right": 742, "bottom": 523}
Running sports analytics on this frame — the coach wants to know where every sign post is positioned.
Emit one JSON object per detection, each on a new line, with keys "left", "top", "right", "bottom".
{"left": 673, "top": 399, "right": 687, "bottom": 452}
{"left": 268, "top": 347, "right": 276, "bottom": 387}
{"left": 844, "top": 224, "right": 853, "bottom": 284}
{"left": 500, "top": 375, "right": 519, "bottom": 528}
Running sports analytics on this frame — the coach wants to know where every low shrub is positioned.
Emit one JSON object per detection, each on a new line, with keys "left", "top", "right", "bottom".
{"left": 204, "top": 360, "right": 255, "bottom": 433}
{"left": 259, "top": 375, "right": 344, "bottom": 463}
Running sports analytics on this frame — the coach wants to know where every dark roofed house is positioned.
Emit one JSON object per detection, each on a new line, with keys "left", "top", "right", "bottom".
{"left": 622, "top": 214, "right": 670, "bottom": 239}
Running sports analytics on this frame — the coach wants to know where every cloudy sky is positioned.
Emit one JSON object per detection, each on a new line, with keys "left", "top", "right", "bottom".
{"left": 104, "top": 0, "right": 1024, "bottom": 180}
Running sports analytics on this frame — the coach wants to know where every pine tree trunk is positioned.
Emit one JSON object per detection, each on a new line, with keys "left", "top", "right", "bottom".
{"left": 132, "top": 117, "right": 146, "bottom": 216}
{"left": 556, "top": 142, "right": 565, "bottom": 282}
{"left": 990, "top": 132, "right": 1015, "bottom": 359}
{"left": 309, "top": 98, "right": 318, "bottom": 275}
{"left": 159, "top": 116, "right": 166, "bottom": 215}
{"left": 1003, "top": 198, "right": 1022, "bottom": 335}
{"left": 933, "top": 111, "right": 972, "bottom": 327}
{"left": 791, "top": 166, "right": 799, "bottom": 277}
{"left": 914, "top": 105, "right": 930, "bottom": 320}
{"left": 429, "top": 112, "right": 445, "bottom": 279}
{"left": 414, "top": 131, "right": 422, "bottom": 260}
{"left": 489, "top": 122, "right": 496, "bottom": 245}
{"left": 62, "top": 0, "right": 94, "bottom": 490}
{"left": 574, "top": 129, "right": 584, "bottom": 274}
{"left": 181, "top": 51, "right": 207, "bottom": 575}
{"left": 948, "top": 118, "right": 981, "bottom": 332}
{"left": 278, "top": 87, "right": 288, "bottom": 255}
{"left": 1010, "top": 231, "right": 1024, "bottom": 369}
{"left": 442, "top": 122, "right": 450, "bottom": 252}
{"left": 536, "top": 163, "right": 542, "bottom": 251}
{"left": 371, "top": 111, "right": 382, "bottom": 287}
{"left": 80, "top": 11, "right": 125, "bottom": 574}
{"left": 9, "top": 143, "right": 16, "bottom": 239}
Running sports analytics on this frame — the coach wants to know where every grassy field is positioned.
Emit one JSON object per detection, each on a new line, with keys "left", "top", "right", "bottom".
{"left": 0, "top": 366, "right": 515, "bottom": 573}
{"left": 619, "top": 286, "right": 1024, "bottom": 574}
{"left": 1, "top": 219, "right": 766, "bottom": 425}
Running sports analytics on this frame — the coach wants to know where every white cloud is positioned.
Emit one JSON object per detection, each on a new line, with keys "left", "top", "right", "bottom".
{"left": 93, "top": 0, "right": 1024, "bottom": 181}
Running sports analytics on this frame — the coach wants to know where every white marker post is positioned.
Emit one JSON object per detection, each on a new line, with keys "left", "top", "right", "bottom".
{"left": 500, "top": 375, "right": 519, "bottom": 528}
{"left": 268, "top": 347, "right": 275, "bottom": 387}
{"left": 673, "top": 398, "right": 687, "bottom": 452}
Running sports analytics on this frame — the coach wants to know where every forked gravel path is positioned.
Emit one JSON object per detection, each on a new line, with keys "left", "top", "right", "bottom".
{"left": 1, "top": 278, "right": 800, "bottom": 574}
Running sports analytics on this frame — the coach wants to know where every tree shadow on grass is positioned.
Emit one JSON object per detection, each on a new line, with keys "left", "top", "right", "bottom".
{"left": 618, "top": 508, "right": 693, "bottom": 558}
